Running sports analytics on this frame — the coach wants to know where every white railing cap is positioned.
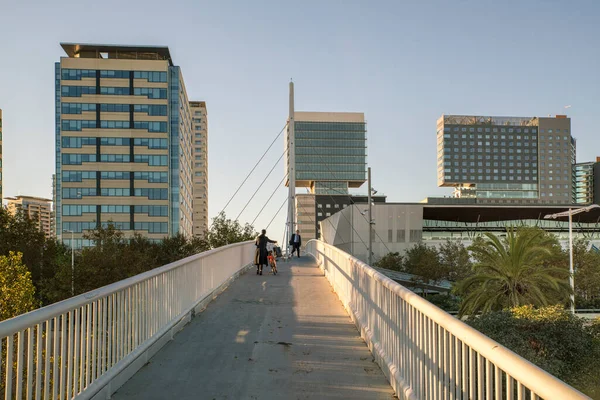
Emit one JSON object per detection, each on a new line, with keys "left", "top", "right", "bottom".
{"left": 306, "top": 239, "right": 589, "bottom": 400}
{"left": 0, "top": 241, "right": 254, "bottom": 337}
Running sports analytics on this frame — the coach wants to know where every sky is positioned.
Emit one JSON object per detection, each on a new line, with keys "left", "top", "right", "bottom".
{"left": 0, "top": 0, "right": 599, "bottom": 243}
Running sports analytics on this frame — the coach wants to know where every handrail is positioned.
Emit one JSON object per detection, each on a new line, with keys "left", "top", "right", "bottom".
{"left": 306, "top": 239, "right": 589, "bottom": 400}
{"left": 0, "top": 240, "right": 255, "bottom": 400}
{"left": 0, "top": 241, "right": 253, "bottom": 338}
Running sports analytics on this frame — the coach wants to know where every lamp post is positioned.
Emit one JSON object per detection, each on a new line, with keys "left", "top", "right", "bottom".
{"left": 63, "top": 229, "right": 75, "bottom": 296}
{"left": 544, "top": 204, "right": 600, "bottom": 313}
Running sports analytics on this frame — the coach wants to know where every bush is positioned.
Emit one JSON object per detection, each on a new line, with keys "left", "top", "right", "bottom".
{"left": 426, "top": 293, "right": 461, "bottom": 313}
{"left": 467, "top": 305, "right": 600, "bottom": 397}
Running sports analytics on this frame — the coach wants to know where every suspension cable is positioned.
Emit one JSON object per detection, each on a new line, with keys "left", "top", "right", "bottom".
{"left": 214, "top": 123, "right": 287, "bottom": 222}
{"left": 304, "top": 139, "right": 392, "bottom": 256}
{"left": 266, "top": 197, "right": 288, "bottom": 230}
{"left": 235, "top": 149, "right": 287, "bottom": 221}
{"left": 251, "top": 172, "right": 288, "bottom": 226}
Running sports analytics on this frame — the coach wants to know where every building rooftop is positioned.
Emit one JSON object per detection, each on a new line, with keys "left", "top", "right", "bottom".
{"left": 4, "top": 195, "right": 52, "bottom": 202}
{"left": 60, "top": 43, "right": 173, "bottom": 66}
{"left": 380, "top": 202, "right": 600, "bottom": 223}
{"left": 439, "top": 114, "right": 540, "bottom": 127}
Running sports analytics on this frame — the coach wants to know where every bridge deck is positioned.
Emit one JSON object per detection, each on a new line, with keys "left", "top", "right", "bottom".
{"left": 113, "top": 256, "right": 394, "bottom": 399}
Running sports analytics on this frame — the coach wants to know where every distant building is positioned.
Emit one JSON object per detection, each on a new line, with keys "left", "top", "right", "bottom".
{"left": 190, "top": 101, "right": 208, "bottom": 236}
{"left": 286, "top": 111, "right": 367, "bottom": 240}
{"left": 574, "top": 158, "right": 600, "bottom": 204}
{"left": 55, "top": 43, "right": 196, "bottom": 247}
{"left": 321, "top": 202, "right": 600, "bottom": 263}
{"left": 5, "top": 196, "right": 53, "bottom": 238}
{"left": 437, "top": 115, "right": 575, "bottom": 204}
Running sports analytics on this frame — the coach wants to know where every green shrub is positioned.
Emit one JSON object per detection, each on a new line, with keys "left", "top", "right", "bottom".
{"left": 467, "top": 305, "right": 600, "bottom": 398}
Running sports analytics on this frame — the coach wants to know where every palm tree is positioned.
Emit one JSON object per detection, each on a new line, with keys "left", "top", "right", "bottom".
{"left": 456, "top": 228, "right": 570, "bottom": 317}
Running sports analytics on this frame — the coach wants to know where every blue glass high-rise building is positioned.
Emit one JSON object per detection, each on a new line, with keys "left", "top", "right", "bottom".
{"left": 55, "top": 43, "right": 195, "bottom": 247}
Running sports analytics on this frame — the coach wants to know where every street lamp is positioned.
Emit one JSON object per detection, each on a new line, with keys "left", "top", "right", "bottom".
{"left": 63, "top": 229, "right": 75, "bottom": 296}
{"left": 544, "top": 204, "right": 600, "bottom": 313}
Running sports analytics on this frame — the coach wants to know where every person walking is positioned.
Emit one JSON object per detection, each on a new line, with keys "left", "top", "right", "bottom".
{"left": 290, "top": 229, "right": 301, "bottom": 258}
{"left": 255, "top": 229, "right": 277, "bottom": 275}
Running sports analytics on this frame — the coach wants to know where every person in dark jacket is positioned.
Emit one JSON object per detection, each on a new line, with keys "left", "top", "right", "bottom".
{"left": 290, "top": 230, "right": 301, "bottom": 258}
{"left": 255, "top": 229, "right": 277, "bottom": 275}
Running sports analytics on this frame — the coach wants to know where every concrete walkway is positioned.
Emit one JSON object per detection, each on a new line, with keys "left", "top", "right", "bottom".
{"left": 113, "top": 256, "right": 395, "bottom": 400}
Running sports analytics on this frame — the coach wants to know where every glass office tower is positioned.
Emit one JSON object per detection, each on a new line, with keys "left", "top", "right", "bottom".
{"left": 55, "top": 43, "right": 194, "bottom": 247}
{"left": 286, "top": 111, "right": 367, "bottom": 240}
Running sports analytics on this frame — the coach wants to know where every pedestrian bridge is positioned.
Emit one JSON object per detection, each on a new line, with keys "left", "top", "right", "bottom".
{"left": 0, "top": 240, "right": 590, "bottom": 399}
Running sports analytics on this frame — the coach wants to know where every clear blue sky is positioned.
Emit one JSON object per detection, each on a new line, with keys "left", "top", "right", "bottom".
{"left": 1, "top": 0, "right": 599, "bottom": 242}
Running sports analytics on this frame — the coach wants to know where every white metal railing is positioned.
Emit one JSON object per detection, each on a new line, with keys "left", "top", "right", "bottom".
{"left": 306, "top": 239, "right": 590, "bottom": 400}
{"left": 0, "top": 241, "right": 254, "bottom": 400}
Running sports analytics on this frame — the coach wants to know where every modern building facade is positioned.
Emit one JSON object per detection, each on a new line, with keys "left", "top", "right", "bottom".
{"left": 574, "top": 158, "right": 600, "bottom": 204}
{"left": 5, "top": 196, "right": 53, "bottom": 238}
{"left": 0, "top": 109, "right": 3, "bottom": 201}
{"left": 321, "top": 202, "right": 600, "bottom": 263}
{"left": 437, "top": 115, "right": 575, "bottom": 204}
{"left": 296, "top": 192, "right": 386, "bottom": 241}
{"left": 190, "top": 101, "right": 208, "bottom": 236}
{"left": 55, "top": 43, "right": 195, "bottom": 247}
{"left": 286, "top": 111, "right": 368, "bottom": 240}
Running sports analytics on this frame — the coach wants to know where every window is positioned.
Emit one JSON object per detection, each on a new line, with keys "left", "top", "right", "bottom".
{"left": 133, "top": 104, "right": 168, "bottom": 116}
{"left": 62, "top": 103, "right": 97, "bottom": 114}
{"left": 100, "top": 120, "right": 131, "bottom": 129}
{"left": 134, "top": 155, "right": 168, "bottom": 166}
{"left": 133, "top": 121, "right": 167, "bottom": 132}
{"left": 100, "top": 87, "right": 131, "bottom": 95}
{"left": 62, "top": 154, "right": 96, "bottom": 165}
{"left": 133, "top": 71, "right": 168, "bottom": 82}
{"left": 133, "top": 87, "right": 167, "bottom": 99}
{"left": 100, "top": 70, "right": 130, "bottom": 79}
{"left": 61, "top": 120, "right": 97, "bottom": 131}
{"left": 134, "top": 188, "right": 168, "bottom": 200}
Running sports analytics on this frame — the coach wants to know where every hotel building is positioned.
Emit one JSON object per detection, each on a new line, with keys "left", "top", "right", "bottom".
{"left": 437, "top": 115, "right": 575, "bottom": 204}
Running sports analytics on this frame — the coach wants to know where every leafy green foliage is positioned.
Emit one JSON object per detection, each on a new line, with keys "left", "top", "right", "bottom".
{"left": 438, "top": 239, "right": 473, "bottom": 282}
{"left": 0, "top": 252, "right": 38, "bottom": 321}
{"left": 0, "top": 210, "right": 256, "bottom": 309}
{"left": 426, "top": 293, "right": 461, "bottom": 312}
{"left": 205, "top": 213, "right": 257, "bottom": 248}
{"left": 455, "top": 228, "right": 570, "bottom": 317}
{"left": 373, "top": 252, "right": 403, "bottom": 271}
{"left": 467, "top": 306, "right": 600, "bottom": 398}
{"left": 572, "top": 238, "right": 600, "bottom": 309}
{"left": 403, "top": 243, "right": 443, "bottom": 286}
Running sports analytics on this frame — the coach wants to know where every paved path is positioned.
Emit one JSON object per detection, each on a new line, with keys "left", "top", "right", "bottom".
{"left": 113, "top": 256, "right": 395, "bottom": 400}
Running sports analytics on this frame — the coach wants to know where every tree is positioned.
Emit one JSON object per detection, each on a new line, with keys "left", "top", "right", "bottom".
{"left": 205, "top": 213, "right": 257, "bottom": 249}
{"left": 0, "top": 252, "right": 38, "bottom": 321}
{"left": 373, "top": 252, "right": 403, "bottom": 271}
{"left": 456, "top": 228, "right": 570, "bottom": 317}
{"left": 572, "top": 239, "right": 600, "bottom": 308}
{"left": 76, "top": 223, "right": 128, "bottom": 294}
{"left": 438, "top": 239, "right": 473, "bottom": 282}
{"left": 0, "top": 207, "right": 46, "bottom": 292}
{"left": 467, "top": 305, "right": 600, "bottom": 398}
{"left": 403, "top": 243, "right": 444, "bottom": 289}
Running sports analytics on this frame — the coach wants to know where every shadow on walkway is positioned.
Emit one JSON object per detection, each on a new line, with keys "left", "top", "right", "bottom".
{"left": 113, "top": 255, "right": 395, "bottom": 400}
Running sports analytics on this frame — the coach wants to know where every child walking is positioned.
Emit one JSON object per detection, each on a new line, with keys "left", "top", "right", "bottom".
{"left": 267, "top": 250, "right": 278, "bottom": 275}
